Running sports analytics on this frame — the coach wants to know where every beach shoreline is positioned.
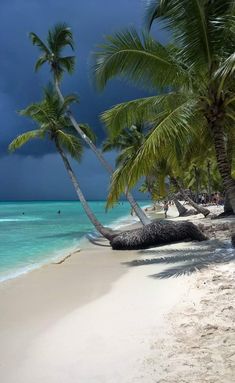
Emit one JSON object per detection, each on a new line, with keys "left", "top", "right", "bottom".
{"left": 0, "top": 200, "right": 152, "bottom": 284}
{"left": 0, "top": 203, "right": 234, "bottom": 382}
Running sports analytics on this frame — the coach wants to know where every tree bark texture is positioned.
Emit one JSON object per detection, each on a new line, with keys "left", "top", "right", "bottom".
{"left": 110, "top": 220, "right": 207, "bottom": 250}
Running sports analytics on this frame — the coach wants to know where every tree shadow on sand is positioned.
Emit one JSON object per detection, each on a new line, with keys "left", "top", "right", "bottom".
{"left": 123, "top": 240, "right": 235, "bottom": 279}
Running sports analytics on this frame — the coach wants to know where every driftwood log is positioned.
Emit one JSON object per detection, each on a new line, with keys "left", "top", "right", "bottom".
{"left": 110, "top": 220, "right": 207, "bottom": 250}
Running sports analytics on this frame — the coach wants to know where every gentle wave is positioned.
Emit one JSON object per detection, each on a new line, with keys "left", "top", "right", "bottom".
{"left": 0, "top": 200, "right": 151, "bottom": 283}
{"left": 0, "top": 217, "right": 43, "bottom": 222}
{"left": 0, "top": 213, "right": 138, "bottom": 283}
{"left": 0, "top": 242, "right": 81, "bottom": 283}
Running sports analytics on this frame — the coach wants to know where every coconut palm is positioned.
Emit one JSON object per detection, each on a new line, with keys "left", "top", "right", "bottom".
{"left": 9, "top": 86, "right": 115, "bottom": 240}
{"left": 29, "top": 23, "right": 150, "bottom": 225}
{"left": 104, "top": 124, "right": 210, "bottom": 216}
{"left": 93, "top": 0, "right": 235, "bottom": 213}
{"left": 103, "top": 124, "right": 146, "bottom": 165}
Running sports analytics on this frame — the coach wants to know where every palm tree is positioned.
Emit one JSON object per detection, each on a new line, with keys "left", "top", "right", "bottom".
{"left": 104, "top": 125, "right": 210, "bottom": 216}
{"left": 9, "top": 86, "right": 116, "bottom": 240}
{"left": 29, "top": 23, "right": 150, "bottom": 225}
{"left": 93, "top": 1, "right": 235, "bottom": 213}
{"left": 103, "top": 124, "right": 145, "bottom": 165}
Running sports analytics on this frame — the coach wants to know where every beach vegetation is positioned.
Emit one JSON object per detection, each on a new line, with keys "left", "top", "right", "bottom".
{"left": 93, "top": 0, "right": 235, "bottom": 214}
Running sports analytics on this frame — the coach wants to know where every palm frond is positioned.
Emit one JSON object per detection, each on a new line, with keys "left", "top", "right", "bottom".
{"left": 115, "top": 146, "right": 135, "bottom": 167}
{"left": 102, "top": 126, "right": 144, "bottom": 152}
{"left": 9, "top": 129, "right": 44, "bottom": 152}
{"left": 29, "top": 32, "right": 50, "bottom": 54}
{"left": 78, "top": 123, "right": 97, "bottom": 144}
{"left": 106, "top": 97, "right": 200, "bottom": 206}
{"left": 20, "top": 101, "right": 58, "bottom": 127}
{"left": 94, "top": 28, "right": 188, "bottom": 91}
{"left": 47, "top": 23, "right": 74, "bottom": 54}
{"left": 145, "top": 0, "right": 235, "bottom": 69}
{"left": 62, "top": 93, "right": 79, "bottom": 109}
{"left": 102, "top": 137, "right": 116, "bottom": 152}
{"left": 59, "top": 56, "right": 76, "bottom": 74}
{"left": 215, "top": 52, "right": 235, "bottom": 82}
{"left": 57, "top": 130, "right": 82, "bottom": 161}
{"left": 145, "top": 0, "right": 169, "bottom": 30}
{"left": 34, "top": 56, "right": 48, "bottom": 72}
{"left": 101, "top": 93, "right": 191, "bottom": 138}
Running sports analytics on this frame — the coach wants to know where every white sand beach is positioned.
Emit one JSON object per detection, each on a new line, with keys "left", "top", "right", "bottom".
{"left": 0, "top": 204, "right": 234, "bottom": 382}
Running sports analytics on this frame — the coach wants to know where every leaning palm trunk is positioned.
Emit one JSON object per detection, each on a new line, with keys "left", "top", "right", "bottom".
{"left": 55, "top": 141, "right": 117, "bottom": 240}
{"left": 55, "top": 80, "right": 151, "bottom": 226}
{"left": 184, "top": 194, "right": 210, "bottom": 217}
{"left": 173, "top": 198, "right": 189, "bottom": 216}
{"left": 171, "top": 178, "right": 210, "bottom": 217}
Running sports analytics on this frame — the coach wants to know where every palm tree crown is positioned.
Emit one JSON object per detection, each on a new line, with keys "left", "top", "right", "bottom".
{"left": 9, "top": 85, "right": 85, "bottom": 158}
{"left": 29, "top": 23, "right": 75, "bottom": 81}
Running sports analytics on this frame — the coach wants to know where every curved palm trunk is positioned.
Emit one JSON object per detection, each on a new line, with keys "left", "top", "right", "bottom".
{"left": 55, "top": 141, "right": 117, "bottom": 240}
{"left": 211, "top": 120, "right": 235, "bottom": 214}
{"left": 55, "top": 80, "right": 151, "bottom": 226}
{"left": 171, "top": 178, "right": 210, "bottom": 217}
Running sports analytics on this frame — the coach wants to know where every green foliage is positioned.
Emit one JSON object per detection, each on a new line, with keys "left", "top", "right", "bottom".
{"left": 78, "top": 123, "right": 97, "bottom": 144}
{"left": 94, "top": 0, "right": 235, "bottom": 205}
{"left": 56, "top": 131, "right": 82, "bottom": 161}
{"left": 94, "top": 29, "right": 188, "bottom": 91}
{"left": 145, "top": 0, "right": 235, "bottom": 69}
{"left": 29, "top": 23, "right": 75, "bottom": 81}
{"left": 47, "top": 23, "right": 74, "bottom": 53}
{"left": 9, "top": 86, "right": 84, "bottom": 161}
{"left": 102, "top": 124, "right": 145, "bottom": 165}
{"left": 9, "top": 130, "right": 45, "bottom": 152}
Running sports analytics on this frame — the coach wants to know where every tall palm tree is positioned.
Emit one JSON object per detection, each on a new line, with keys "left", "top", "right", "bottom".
{"left": 29, "top": 23, "right": 150, "bottom": 225}
{"left": 9, "top": 86, "right": 116, "bottom": 240}
{"left": 93, "top": 1, "right": 235, "bottom": 213}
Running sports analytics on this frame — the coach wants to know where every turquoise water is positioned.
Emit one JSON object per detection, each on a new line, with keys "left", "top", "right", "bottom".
{"left": 0, "top": 200, "right": 148, "bottom": 282}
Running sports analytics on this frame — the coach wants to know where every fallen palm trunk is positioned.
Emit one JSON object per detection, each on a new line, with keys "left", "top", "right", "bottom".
{"left": 110, "top": 220, "right": 207, "bottom": 250}
{"left": 173, "top": 198, "right": 197, "bottom": 217}
{"left": 171, "top": 177, "right": 210, "bottom": 217}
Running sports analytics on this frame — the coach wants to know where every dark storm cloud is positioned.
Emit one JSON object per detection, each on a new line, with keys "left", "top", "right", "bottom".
{"left": 0, "top": 0, "right": 167, "bottom": 200}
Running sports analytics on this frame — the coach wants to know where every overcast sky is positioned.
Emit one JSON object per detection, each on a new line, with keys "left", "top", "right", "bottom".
{"left": 0, "top": 0, "right": 166, "bottom": 201}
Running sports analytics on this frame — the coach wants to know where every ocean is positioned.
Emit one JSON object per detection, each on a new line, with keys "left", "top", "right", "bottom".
{"left": 0, "top": 200, "right": 149, "bottom": 282}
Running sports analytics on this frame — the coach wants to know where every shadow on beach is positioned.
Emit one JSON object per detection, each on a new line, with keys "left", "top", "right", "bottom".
{"left": 123, "top": 240, "right": 235, "bottom": 279}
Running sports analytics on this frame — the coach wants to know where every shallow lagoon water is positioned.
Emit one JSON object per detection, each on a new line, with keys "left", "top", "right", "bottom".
{"left": 0, "top": 200, "right": 148, "bottom": 281}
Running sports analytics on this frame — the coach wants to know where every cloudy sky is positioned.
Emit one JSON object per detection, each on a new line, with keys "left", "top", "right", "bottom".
{"left": 0, "top": 0, "right": 166, "bottom": 200}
